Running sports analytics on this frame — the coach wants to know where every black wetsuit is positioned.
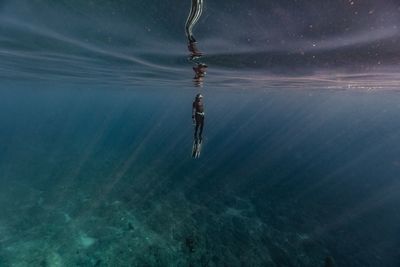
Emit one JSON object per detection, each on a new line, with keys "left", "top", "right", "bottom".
{"left": 192, "top": 99, "right": 204, "bottom": 139}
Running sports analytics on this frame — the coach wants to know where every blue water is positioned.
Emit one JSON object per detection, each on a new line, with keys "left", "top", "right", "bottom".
{"left": 1, "top": 0, "right": 400, "bottom": 266}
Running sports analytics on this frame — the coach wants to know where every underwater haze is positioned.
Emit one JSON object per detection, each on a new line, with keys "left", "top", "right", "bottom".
{"left": 1, "top": 0, "right": 400, "bottom": 266}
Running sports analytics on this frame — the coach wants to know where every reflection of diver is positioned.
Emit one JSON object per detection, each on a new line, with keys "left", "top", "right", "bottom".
{"left": 185, "top": 0, "right": 204, "bottom": 43}
{"left": 186, "top": 0, "right": 207, "bottom": 87}
{"left": 193, "top": 63, "right": 207, "bottom": 87}
{"left": 188, "top": 37, "right": 207, "bottom": 87}
{"left": 188, "top": 41, "right": 203, "bottom": 61}
{"left": 192, "top": 93, "right": 204, "bottom": 158}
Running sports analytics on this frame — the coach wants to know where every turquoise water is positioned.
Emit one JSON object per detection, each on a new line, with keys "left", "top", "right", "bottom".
{"left": 1, "top": 0, "right": 400, "bottom": 266}
{"left": 2, "top": 83, "right": 400, "bottom": 266}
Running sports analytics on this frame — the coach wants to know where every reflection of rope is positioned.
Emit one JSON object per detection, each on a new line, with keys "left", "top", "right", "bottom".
{"left": 185, "top": 0, "right": 204, "bottom": 43}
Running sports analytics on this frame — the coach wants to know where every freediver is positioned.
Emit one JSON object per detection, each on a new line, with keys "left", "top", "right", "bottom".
{"left": 192, "top": 93, "right": 204, "bottom": 141}
{"left": 185, "top": 0, "right": 204, "bottom": 44}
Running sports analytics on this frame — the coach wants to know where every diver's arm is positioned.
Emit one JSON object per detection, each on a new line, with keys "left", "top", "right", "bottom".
{"left": 192, "top": 102, "right": 196, "bottom": 122}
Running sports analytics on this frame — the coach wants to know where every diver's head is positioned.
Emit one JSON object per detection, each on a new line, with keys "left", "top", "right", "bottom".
{"left": 195, "top": 93, "right": 203, "bottom": 100}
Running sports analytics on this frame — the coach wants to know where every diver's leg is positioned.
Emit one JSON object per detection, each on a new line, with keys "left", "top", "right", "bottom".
{"left": 194, "top": 123, "right": 199, "bottom": 139}
{"left": 198, "top": 116, "right": 204, "bottom": 140}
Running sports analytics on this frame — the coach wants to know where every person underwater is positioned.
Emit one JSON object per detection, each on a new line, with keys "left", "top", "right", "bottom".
{"left": 192, "top": 93, "right": 205, "bottom": 141}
